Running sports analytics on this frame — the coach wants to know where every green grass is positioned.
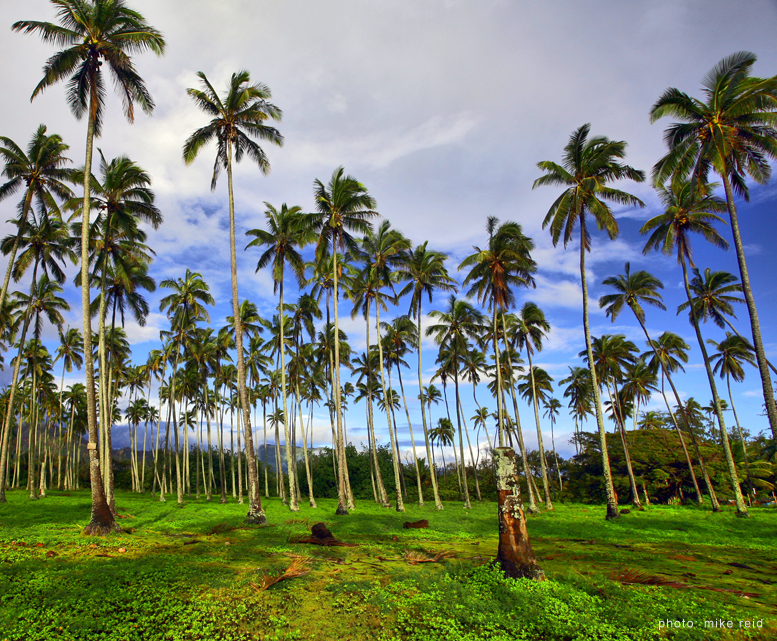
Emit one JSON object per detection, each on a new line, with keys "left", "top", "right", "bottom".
{"left": 0, "top": 491, "right": 775, "bottom": 640}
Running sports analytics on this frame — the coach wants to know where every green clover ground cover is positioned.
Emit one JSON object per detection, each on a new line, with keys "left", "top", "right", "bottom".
{"left": 0, "top": 491, "right": 775, "bottom": 640}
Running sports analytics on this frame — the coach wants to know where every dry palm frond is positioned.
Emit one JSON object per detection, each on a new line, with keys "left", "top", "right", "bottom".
{"left": 611, "top": 568, "right": 758, "bottom": 598}
{"left": 207, "top": 522, "right": 237, "bottom": 535}
{"left": 284, "top": 518, "right": 310, "bottom": 527}
{"left": 404, "top": 549, "right": 457, "bottom": 565}
{"left": 250, "top": 556, "right": 312, "bottom": 591}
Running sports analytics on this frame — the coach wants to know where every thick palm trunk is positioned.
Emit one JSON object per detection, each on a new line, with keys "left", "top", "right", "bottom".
{"left": 376, "top": 302, "right": 404, "bottom": 511}
{"left": 579, "top": 218, "right": 619, "bottom": 519}
{"left": 417, "top": 307, "right": 442, "bottom": 509}
{"left": 225, "top": 140, "right": 265, "bottom": 525}
{"left": 526, "top": 351, "right": 553, "bottom": 510}
{"left": 80, "top": 108, "right": 116, "bottom": 535}
{"left": 492, "top": 305, "right": 506, "bottom": 447}
{"left": 720, "top": 171, "right": 777, "bottom": 440}
{"left": 681, "top": 256, "right": 747, "bottom": 516}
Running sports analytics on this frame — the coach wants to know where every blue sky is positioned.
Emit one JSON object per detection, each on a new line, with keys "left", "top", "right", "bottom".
{"left": 1, "top": 0, "right": 776, "bottom": 461}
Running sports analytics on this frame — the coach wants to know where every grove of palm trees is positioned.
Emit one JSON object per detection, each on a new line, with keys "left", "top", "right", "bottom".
{"left": 1, "top": 2, "right": 776, "bottom": 639}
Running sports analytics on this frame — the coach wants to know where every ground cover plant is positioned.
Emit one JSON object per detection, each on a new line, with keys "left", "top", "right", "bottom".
{"left": 1, "top": 491, "right": 775, "bottom": 641}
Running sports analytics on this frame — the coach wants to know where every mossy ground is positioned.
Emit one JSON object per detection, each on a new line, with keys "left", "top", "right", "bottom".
{"left": 0, "top": 491, "right": 775, "bottom": 640}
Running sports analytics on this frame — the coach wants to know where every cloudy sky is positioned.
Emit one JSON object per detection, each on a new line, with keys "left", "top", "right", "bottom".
{"left": 2, "top": 0, "right": 777, "bottom": 460}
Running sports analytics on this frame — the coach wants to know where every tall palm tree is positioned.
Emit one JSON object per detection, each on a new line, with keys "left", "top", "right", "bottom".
{"left": 560, "top": 366, "right": 593, "bottom": 456}
{"left": 397, "top": 242, "right": 455, "bottom": 510}
{"left": 0, "top": 125, "right": 74, "bottom": 316}
{"left": 542, "top": 397, "right": 563, "bottom": 491}
{"left": 510, "top": 302, "right": 554, "bottom": 509}
{"left": 246, "top": 203, "right": 311, "bottom": 512}
{"left": 183, "top": 70, "right": 281, "bottom": 524}
{"left": 427, "top": 296, "right": 484, "bottom": 509}
{"left": 14, "top": 0, "right": 164, "bottom": 533}
{"left": 534, "top": 124, "right": 645, "bottom": 519}
{"left": 308, "top": 168, "right": 378, "bottom": 513}
{"left": 651, "top": 52, "right": 777, "bottom": 439}
{"left": 641, "top": 179, "right": 747, "bottom": 515}
{"left": 459, "top": 217, "right": 536, "bottom": 447}
{"left": 599, "top": 263, "right": 706, "bottom": 505}
{"left": 709, "top": 333, "right": 757, "bottom": 500}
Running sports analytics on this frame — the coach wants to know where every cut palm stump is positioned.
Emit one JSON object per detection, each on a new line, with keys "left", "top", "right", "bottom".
{"left": 289, "top": 522, "right": 356, "bottom": 547}
{"left": 494, "top": 447, "right": 545, "bottom": 580}
{"left": 403, "top": 520, "right": 429, "bottom": 529}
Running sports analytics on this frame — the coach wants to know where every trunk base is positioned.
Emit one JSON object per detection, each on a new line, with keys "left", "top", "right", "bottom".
{"left": 735, "top": 510, "right": 750, "bottom": 518}
{"left": 244, "top": 505, "right": 267, "bottom": 526}
{"left": 605, "top": 505, "right": 620, "bottom": 520}
{"left": 309, "top": 500, "right": 317, "bottom": 508}
{"left": 494, "top": 557, "right": 545, "bottom": 581}
{"left": 335, "top": 505, "right": 349, "bottom": 515}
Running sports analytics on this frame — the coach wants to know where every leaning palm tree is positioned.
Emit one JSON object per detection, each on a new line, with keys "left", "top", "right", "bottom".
{"left": 641, "top": 179, "right": 747, "bottom": 516}
{"left": 183, "top": 70, "right": 282, "bottom": 524}
{"left": 533, "top": 124, "right": 645, "bottom": 519}
{"left": 709, "top": 333, "right": 757, "bottom": 500}
{"left": 14, "top": 0, "right": 164, "bottom": 534}
{"left": 308, "top": 167, "right": 378, "bottom": 514}
{"left": 599, "top": 263, "right": 707, "bottom": 506}
{"left": 246, "top": 203, "right": 311, "bottom": 512}
{"left": 0, "top": 125, "right": 74, "bottom": 317}
{"left": 651, "top": 52, "right": 777, "bottom": 439}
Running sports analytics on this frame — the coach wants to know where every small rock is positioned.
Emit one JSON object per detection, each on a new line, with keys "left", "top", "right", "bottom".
{"left": 35, "top": 543, "right": 44, "bottom": 547}
{"left": 89, "top": 544, "right": 98, "bottom": 549}
{"left": 45, "top": 551, "right": 57, "bottom": 558}
{"left": 619, "top": 509, "right": 631, "bottom": 515}
{"left": 724, "top": 569, "right": 733, "bottom": 575}
{"left": 225, "top": 542, "right": 231, "bottom": 546}
{"left": 118, "top": 547, "right": 126, "bottom": 553}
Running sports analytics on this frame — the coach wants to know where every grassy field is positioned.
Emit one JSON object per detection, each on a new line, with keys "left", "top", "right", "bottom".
{"left": 0, "top": 491, "right": 775, "bottom": 640}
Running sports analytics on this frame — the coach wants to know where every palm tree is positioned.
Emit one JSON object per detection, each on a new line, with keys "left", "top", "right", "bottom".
{"left": 430, "top": 417, "right": 455, "bottom": 479}
{"left": 641, "top": 179, "right": 748, "bottom": 516}
{"left": 183, "top": 68, "right": 282, "bottom": 522}
{"left": 459, "top": 217, "right": 536, "bottom": 447}
{"left": 54, "top": 327, "right": 83, "bottom": 489}
{"left": 246, "top": 203, "right": 310, "bottom": 512}
{"left": 651, "top": 52, "right": 777, "bottom": 439}
{"left": 14, "top": 0, "right": 164, "bottom": 534}
{"left": 709, "top": 333, "right": 757, "bottom": 500}
{"left": 397, "top": 242, "right": 455, "bottom": 510}
{"left": 427, "top": 296, "right": 484, "bottom": 509}
{"left": 679, "top": 268, "right": 777, "bottom": 376}
{"left": 510, "top": 303, "right": 554, "bottom": 509}
{"left": 599, "top": 263, "right": 706, "bottom": 505}
{"left": 542, "top": 397, "right": 563, "bottom": 491}
{"left": 534, "top": 124, "right": 645, "bottom": 519}
{"left": 560, "top": 366, "right": 593, "bottom": 455}
{"left": 0, "top": 125, "right": 74, "bottom": 317}
{"left": 308, "top": 168, "right": 378, "bottom": 513}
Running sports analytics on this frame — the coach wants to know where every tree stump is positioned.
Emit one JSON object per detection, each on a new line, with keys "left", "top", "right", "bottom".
{"left": 494, "top": 447, "right": 544, "bottom": 580}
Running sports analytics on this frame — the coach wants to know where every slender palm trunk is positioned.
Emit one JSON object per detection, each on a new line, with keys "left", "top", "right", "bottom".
{"left": 720, "top": 170, "right": 777, "bottom": 440}
{"left": 526, "top": 351, "right": 553, "bottom": 510}
{"left": 492, "top": 305, "right": 506, "bottom": 447}
{"left": 636, "top": 316, "right": 706, "bottom": 506}
{"left": 458, "top": 397, "right": 481, "bottom": 501}
{"left": 376, "top": 302, "right": 404, "bottom": 511}
{"left": 605, "top": 384, "right": 641, "bottom": 508}
{"left": 0, "top": 203, "right": 30, "bottom": 316}
{"left": 278, "top": 280, "right": 299, "bottom": 511}
{"left": 226, "top": 140, "right": 265, "bottom": 525}
{"left": 452, "top": 356, "right": 471, "bottom": 509}
{"left": 396, "top": 366, "right": 424, "bottom": 506}
{"left": 579, "top": 217, "right": 619, "bottom": 519}
{"left": 416, "top": 307, "right": 442, "bottom": 509}
{"left": 330, "top": 249, "right": 351, "bottom": 513}
{"left": 681, "top": 256, "right": 747, "bottom": 516}
{"left": 722, "top": 317, "right": 777, "bottom": 375}
{"left": 727, "top": 374, "right": 754, "bottom": 501}
{"left": 365, "top": 311, "right": 390, "bottom": 507}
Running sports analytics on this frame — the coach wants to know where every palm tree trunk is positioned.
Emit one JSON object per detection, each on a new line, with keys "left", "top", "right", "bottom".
{"left": 681, "top": 256, "right": 748, "bottom": 516}
{"left": 330, "top": 249, "right": 351, "bottom": 513}
{"left": 458, "top": 397, "right": 481, "bottom": 501}
{"left": 492, "top": 305, "right": 506, "bottom": 447}
{"left": 579, "top": 217, "right": 619, "bottom": 519}
{"left": 605, "top": 384, "right": 641, "bottom": 509}
{"left": 365, "top": 312, "right": 390, "bottom": 507}
{"left": 0, "top": 198, "right": 30, "bottom": 315}
{"left": 727, "top": 374, "right": 754, "bottom": 502}
{"left": 279, "top": 280, "right": 299, "bottom": 511}
{"left": 722, "top": 317, "right": 777, "bottom": 375}
{"left": 396, "top": 366, "right": 424, "bottom": 506}
{"left": 226, "top": 139, "right": 265, "bottom": 525}
{"left": 526, "top": 351, "right": 553, "bottom": 510}
{"left": 452, "top": 357, "right": 471, "bottom": 509}
{"left": 416, "top": 307, "right": 442, "bottom": 509}
{"left": 376, "top": 302, "right": 404, "bottom": 511}
{"left": 720, "top": 170, "right": 777, "bottom": 440}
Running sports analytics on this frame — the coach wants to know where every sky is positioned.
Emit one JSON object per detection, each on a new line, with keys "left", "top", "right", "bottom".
{"left": 1, "top": 0, "right": 777, "bottom": 463}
